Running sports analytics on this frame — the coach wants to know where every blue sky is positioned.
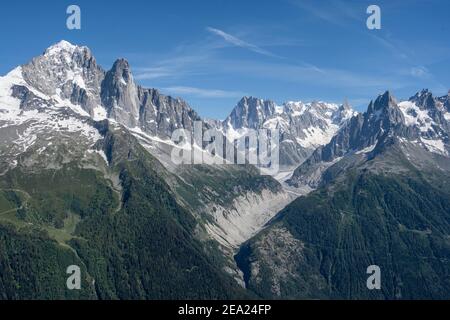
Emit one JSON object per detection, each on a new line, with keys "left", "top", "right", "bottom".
{"left": 0, "top": 0, "right": 449, "bottom": 119}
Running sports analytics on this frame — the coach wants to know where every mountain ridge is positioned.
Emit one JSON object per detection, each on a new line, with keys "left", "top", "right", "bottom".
{"left": 4, "top": 40, "right": 356, "bottom": 172}
{"left": 287, "top": 89, "right": 450, "bottom": 189}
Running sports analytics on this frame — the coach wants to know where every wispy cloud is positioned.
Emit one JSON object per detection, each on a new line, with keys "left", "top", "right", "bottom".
{"left": 290, "top": 0, "right": 362, "bottom": 27}
{"left": 131, "top": 6, "right": 446, "bottom": 109}
{"left": 134, "top": 53, "right": 211, "bottom": 81}
{"left": 409, "top": 66, "right": 431, "bottom": 79}
{"left": 290, "top": 0, "right": 446, "bottom": 93}
{"left": 206, "top": 27, "right": 279, "bottom": 58}
{"left": 161, "top": 86, "right": 246, "bottom": 98}
{"left": 368, "top": 33, "right": 409, "bottom": 61}
{"left": 134, "top": 67, "right": 174, "bottom": 80}
{"left": 134, "top": 25, "right": 319, "bottom": 83}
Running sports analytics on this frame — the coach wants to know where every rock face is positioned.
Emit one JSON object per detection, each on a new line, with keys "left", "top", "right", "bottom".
{"left": 22, "top": 41, "right": 105, "bottom": 116}
{"left": 101, "top": 58, "right": 140, "bottom": 127}
{"left": 226, "top": 97, "right": 278, "bottom": 129}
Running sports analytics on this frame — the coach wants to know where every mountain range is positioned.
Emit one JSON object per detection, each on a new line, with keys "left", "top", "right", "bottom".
{"left": 1, "top": 41, "right": 449, "bottom": 299}
{"left": 238, "top": 90, "right": 450, "bottom": 299}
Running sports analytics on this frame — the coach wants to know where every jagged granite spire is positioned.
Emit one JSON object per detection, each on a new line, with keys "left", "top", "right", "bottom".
{"left": 101, "top": 58, "right": 140, "bottom": 127}
{"left": 225, "top": 96, "right": 277, "bottom": 129}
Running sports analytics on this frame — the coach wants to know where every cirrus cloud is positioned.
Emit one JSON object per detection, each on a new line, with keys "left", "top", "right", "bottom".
{"left": 206, "top": 27, "right": 279, "bottom": 58}
{"left": 162, "top": 86, "right": 246, "bottom": 98}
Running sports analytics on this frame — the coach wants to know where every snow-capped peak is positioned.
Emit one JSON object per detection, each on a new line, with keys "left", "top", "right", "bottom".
{"left": 44, "top": 40, "right": 82, "bottom": 56}
{"left": 16, "top": 40, "right": 106, "bottom": 115}
{"left": 284, "top": 101, "right": 305, "bottom": 116}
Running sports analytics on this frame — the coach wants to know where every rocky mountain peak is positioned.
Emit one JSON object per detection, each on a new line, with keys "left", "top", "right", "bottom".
{"left": 17, "top": 41, "right": 105, "bottom": 118}
{"left": 365, "top": 91, "right": 404, "bottom": 128}
{"left": 40, "top": 40, "right": 98, "bottom": 75}
{"left": 0, "top": 41, "right": 206, "bottom": 141}
{"left": 283, "top": 101, "right": 304, "bottom": 113}
{"left": 372, "top": 91, "right": 397, "bottom": 111}
{"left": 100, "top": 58, "right": 141, "bottom": 127}
{"left": 109, "top": 58, "right": 134, "bottom": 85}
{"left": 43, "top": 40, "right": 83, "bottom": 56}
{"left": 441, "top": 92, "right": 450, "bottom": 113}
{"left": 226, "top": 96, "right": 277, "bottom": 129}
{"left": 409, "top": 89, "right": 437, "bottom": 111}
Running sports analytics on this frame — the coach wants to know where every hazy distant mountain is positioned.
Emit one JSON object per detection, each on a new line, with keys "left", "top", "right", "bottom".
{"left": 222, "top": 96, "right": 356, "bottom": 170}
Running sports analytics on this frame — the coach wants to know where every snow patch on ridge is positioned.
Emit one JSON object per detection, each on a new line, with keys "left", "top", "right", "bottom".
{"left": 44, "top": 40, "right": 79, "bottom": 56}
{"left": 445, "top": 113, "right": 450, "bottom": 121}
{"left": 298, "top": 122, "right": 339, "bottom": 149}
{"left": 398, "top": 101, "right": 434, "bottom": 132}
{"left": 88, "top": 149, "right": 109, "bottom": 165}
{"left": 421, "top": 138, "right": 448, "bottom": 156}
{"left": 355, "top": 142, "right": 377, "bottom": 155}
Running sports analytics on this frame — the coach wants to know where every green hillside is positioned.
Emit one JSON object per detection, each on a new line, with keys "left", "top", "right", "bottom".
{"left": 237, "top": 169, "right": 450, "bottom": 299}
